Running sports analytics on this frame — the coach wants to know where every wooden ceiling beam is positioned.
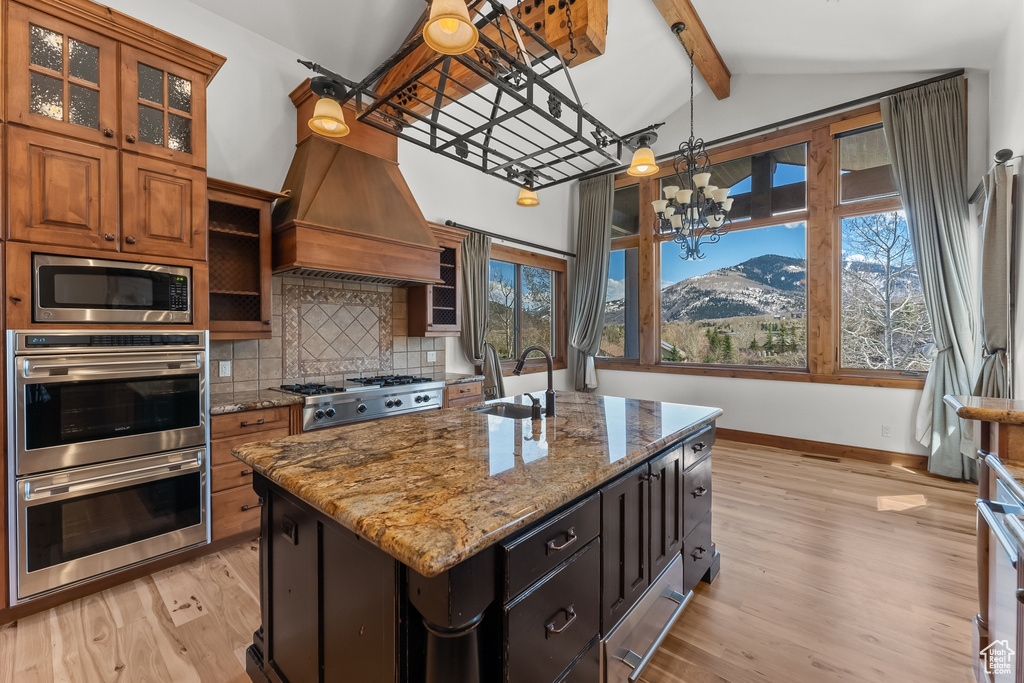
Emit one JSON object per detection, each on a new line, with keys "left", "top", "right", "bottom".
{"left": 651, "top": 0, "right": 731, "bottom": 100}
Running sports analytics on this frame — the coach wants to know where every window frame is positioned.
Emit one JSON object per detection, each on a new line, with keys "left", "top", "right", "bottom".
{"left": 488, "top": 243, "right": 569, "bottom": 376}
{"left": 594, "top": 105, "right": 926, "bottom": 390}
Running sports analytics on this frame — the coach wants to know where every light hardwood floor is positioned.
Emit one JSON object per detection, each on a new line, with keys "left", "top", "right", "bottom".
{"left": 0, "top": 442, "right": 977, "bottom": 683}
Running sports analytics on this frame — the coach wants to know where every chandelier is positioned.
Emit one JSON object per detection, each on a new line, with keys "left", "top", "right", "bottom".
{"left": 651, "top": 23, "right": 733, "bottom": 260}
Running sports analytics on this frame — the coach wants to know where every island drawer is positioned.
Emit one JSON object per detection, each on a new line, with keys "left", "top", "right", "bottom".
{"left": 682, "top": 424, "right": 716, "bottom": 470}
{"left": 683, "top": 510, "right": 713, "bottom": 593}
{"left": 503, "top": 492, "right": 600, "bottom": 600}
{"left": 505, "top": 538, "right": 600, "bottom": 683}
{"left": 683, "top": 456, "right": 712, "bottom": 537}
{"left": 212, "top": 486, "right": 262, "bottom": 541}
{"left": 211, "top": 428, "right": 289, "bottom": 467}
{"left": 211, "top": 460, "right": 254, "bottom": 493}
{"left": 558, "top": 636, "right": 599, "bottom": 682}
{"left": 211, "top": 406, "right": 290, "bottom": 439}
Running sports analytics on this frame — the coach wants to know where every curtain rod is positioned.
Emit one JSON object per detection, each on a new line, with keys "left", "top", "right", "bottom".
{"left": 577, "top": 68, "right": 967, "bottom": 182}
{"left": 443, "top": 220, "right": 576, "bottom": 258}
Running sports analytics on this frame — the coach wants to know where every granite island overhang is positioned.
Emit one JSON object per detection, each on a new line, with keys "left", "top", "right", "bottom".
{"left": 234, "top": 391, "right": 723, "bottom": 683}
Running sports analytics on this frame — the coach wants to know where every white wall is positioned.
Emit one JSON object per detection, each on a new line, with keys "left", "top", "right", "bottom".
{"left": 988, "top": 4, "right": 1024, "bottom": 395}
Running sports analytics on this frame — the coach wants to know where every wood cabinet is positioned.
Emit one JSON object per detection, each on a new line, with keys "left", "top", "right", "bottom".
{"left": 210, "top": 405, "right": 293, "bottom": 541}
{"left": 444, "top": 380, "right": 482, "bottom": 407}
{"left": 121, "top": 153, "right": 206, "bottom": 260}
{"left": 599, "top": 463, "right": 650, "bottom": 633}
{"left": 207, "top": 179, "right": 283, "bottom": 340}
{"left": 649, "top": 446, "right": 684, "bottom": 581}
{"left": 408, "top": 223, "right": 466, "bottom": 337}
{"left": 7, "top": 125, "right": 118, "bottom": 249}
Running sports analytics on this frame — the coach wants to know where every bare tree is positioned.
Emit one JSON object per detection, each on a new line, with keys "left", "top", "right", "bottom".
{"left": 485, "top": 267, "right": 517, "bottom": 359}
{"left": 841, "top": 212, "right": 932, "bottom": 371}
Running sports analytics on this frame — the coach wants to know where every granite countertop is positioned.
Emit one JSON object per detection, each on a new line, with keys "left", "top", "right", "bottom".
{"left": 944, "top": 395, "right": 1024, "bottom": 426}
{"left": 443, "top": 373, "right": 485, "bottom": 386}
{"left": 210, "top": 389, "right": 304, "bottom": 415}
{"left": 233, "top": 391, "right": 721, "bottom": 577}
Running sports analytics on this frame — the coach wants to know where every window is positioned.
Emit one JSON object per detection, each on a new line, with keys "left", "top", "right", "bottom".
{"left": 840, "top": 211, "right": 933, "bottom": 372}
{"left": 601, "top": 248, "right": 639, "bottom": 359}
{"left": 660, "top": 223, "right": 807, "bottom": 367}
{"left": 484, "top": 245, "right": 568, "bottom": 373}
{"left": 837, "top": 125, "right": 898, "bottom": 203}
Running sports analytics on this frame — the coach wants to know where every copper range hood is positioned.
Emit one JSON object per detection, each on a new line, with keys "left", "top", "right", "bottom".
{"left": 272, "top": 81, "right": 442, "bottom": 286}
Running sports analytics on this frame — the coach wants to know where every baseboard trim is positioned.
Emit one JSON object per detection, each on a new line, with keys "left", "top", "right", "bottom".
{"left": 716, "top": 428, "right": 929, "bottom": 470}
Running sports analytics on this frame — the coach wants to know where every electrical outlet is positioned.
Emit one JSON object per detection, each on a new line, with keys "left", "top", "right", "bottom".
{"left": 881, "top": 425, "right": 892, "bottom": 438}
{"left": 219, "top": 361, "right": 232, "bottom": 377}
{"left": 427, "top": 351, "right": 437, "bottom": 363}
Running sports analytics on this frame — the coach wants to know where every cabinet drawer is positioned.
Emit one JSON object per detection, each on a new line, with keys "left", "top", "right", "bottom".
{"left": 211, "top": 460, "right": 255, "bottom": 493}
{"left": 211, "top": 428, "right": 289, "bottom": 466}
{"left": 506, "top": 539, "right": 601, "bottom": 683}
{"left": 211, "top": 486, "right": 261, "bottom": 541}
{"left": 211, "top": 407, "right": 290, "bottom": 439}
{"left": 683, "top": 456, "right": 712, "bottom": 538}
{"left": 558, "top": 636, "right": 599, "bottom": 683}
{"left": 504, "top": 493, "right": 600, "bottom": 601}
{"left": 683, "top": 511, "right": 713, "bottom": 593}
{"left": 445, "top": 382, "right": 481, "bottom": 405}
{"left": 682, "top": 424, "right": 716, "bottom": 470}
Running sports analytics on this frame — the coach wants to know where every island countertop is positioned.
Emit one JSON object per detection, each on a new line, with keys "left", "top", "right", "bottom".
{"left": 232, "top": 391, "right": 721, "bottom": 577}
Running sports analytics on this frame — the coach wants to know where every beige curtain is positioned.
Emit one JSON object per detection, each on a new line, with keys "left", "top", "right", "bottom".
{"left": 881, "top": 75, "right": 979, "bottom": 481}
{"left": 482, "top": 342, "right": 505, "bottom": 400}
{"left": 460, "top": 232, "right": 502, "bottom": 392}
{"left": 569, "top": 175, "right": 614, "bottom": 391}
{"left": 975, "top": 164, "right": 1014, "bottom": 399}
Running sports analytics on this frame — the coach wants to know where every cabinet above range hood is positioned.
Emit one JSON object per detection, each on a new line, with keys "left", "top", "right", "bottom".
{"left": 272, "top": 81, "right": 442, "bottom": 287}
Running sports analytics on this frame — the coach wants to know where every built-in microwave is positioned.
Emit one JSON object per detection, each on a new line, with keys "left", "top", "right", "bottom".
{"left": 33, "top": 254, "right": 192, "bottom": 324}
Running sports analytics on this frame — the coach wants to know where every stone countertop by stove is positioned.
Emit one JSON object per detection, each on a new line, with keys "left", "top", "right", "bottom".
{"left": 944, "top": 395, "right": 1024, "bottom": 426}
{"left": 443, "top": 373, "right": 485, "bottom": 386}
{"left": 210, "top": 389, "right": 304, "bottom": 415}
{"left": 233, "top": 391, "right": 721, "bottom": 578}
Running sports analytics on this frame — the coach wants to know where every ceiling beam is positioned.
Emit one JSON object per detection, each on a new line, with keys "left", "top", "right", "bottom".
{"left": 651, "top": 0, "right": 731, "bottom": 100}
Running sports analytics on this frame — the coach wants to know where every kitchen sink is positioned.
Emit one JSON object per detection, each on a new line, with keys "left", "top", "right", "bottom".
{"left": 472, "top": 404, "right": 536, "bottom": 420}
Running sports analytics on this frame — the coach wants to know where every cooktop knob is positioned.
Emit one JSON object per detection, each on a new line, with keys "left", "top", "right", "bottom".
{"left": 394, "top": 398, "right": 403, "bottom": 407}
{"left": 385, "top": 399, "right": 395, "bottom": 408}
{"left": 356, "top": 403, "right": 367, "bottom": 413}
{"left": 325, "top": 407, "right": 336, "bottom": 418}
{"left": 314, "top": 409, "right": 325, "bottom": 420}
{"left": 415, "top": 395, "right": 424, "bottom": 403}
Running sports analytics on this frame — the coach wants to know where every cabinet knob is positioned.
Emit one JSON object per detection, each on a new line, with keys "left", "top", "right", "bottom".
{"left": 125, "top": 134, "right": 137, "bottom": 144}
{"left": 102, "top": 128, "right": 114, "bottom": 138}
{"left": 692, "top": 546, "right": 707, "bottom": 560}
{"left": 125, "top": 236, "right": 136, "bottom": 245}
{"left": 8, "top": 297, "right": 21, "bottom": 304}
{"left": 693, "top": 486, "right": 707, "bottom": 497}
{"left": 240, "top": 469, "right": 252, "bottom": 477}
{"left": 103, "top": 233, "right": 115, "bottom": 241}
{"left": 264, "top": 320, "right": 272, "bottom": 325}
{"left": 692, "top": 441, "right": 707, "bottom": 453}
{"left": 1017, "top": 589, "right": 1024, "bottom": 604}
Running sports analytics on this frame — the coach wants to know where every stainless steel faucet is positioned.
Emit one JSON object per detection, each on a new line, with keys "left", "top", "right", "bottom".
{"left": 513, "top": 345, "right": 555, "bottom": 417}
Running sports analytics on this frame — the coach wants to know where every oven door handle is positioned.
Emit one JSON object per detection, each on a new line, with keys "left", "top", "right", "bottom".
{"left": 25, "top": 355, "right": 202, "bottom": 376}
{"left": 24, "top": 455, "right": 203, "bottom": 501}
{"left": 978, "top": 499, "right": 1024, "bottom": 568}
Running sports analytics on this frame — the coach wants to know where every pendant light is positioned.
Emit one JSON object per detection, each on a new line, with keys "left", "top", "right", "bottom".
{"left": 627, "top": 134, "right": 659, "bottom": 177}
{"left": 423, "top": 0, "right": 479, "bottom": 55}
{"left": 516, "top": 187, "right": 540, "bottom": 207}
{"left": 308, "top": 97, "right": 350, "bottom": 138}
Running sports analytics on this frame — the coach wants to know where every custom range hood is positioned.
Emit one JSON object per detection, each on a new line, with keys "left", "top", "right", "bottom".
{"left": 272, "top": 81, "right": 442, "bottom": 286}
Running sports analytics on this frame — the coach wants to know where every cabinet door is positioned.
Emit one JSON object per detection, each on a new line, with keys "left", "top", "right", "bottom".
{"left": 122, "top": 155, "right": 206, "bottom": 260}
{"left": 120, "top": 45, "right": 206, "bottom": 168}
{"left": 8, "top": 126, "right": 118, "bottom": 249}
{"left": 7, "top": 3, "right": 119, "bottom": 146}
{"left": 649, "top": 446, "right": 684, "bottom": 581}
{"left": 600, "top": 463, "right": 649, "bottom": 634}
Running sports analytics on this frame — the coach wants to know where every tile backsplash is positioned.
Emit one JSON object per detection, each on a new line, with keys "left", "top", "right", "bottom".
{"left": 210, "top": 276, "right": 446, "bottom": 399}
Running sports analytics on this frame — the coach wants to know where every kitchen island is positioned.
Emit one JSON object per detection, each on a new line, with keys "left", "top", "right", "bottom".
{"left": 234, "top": 391, "right": 722, "bottom": 683}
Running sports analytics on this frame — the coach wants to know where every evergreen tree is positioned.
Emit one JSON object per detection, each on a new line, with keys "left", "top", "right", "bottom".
{"left": 764, "top": 328, "right": 775, "bottom": 353}
{"left": 749, "top": 336, "right": 760, "bottom": 351}
{"left": 666, "top": 344, "right": 682, "bottom": 362}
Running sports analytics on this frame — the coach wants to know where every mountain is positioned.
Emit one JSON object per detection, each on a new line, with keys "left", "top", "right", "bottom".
{"left": 605, "top": 254, "right": 806, "bottom": 324}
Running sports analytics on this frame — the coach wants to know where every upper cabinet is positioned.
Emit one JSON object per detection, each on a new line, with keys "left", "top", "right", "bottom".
{"left": 408, "top": 223, "right": 467, "bottom": 337}
{"left": 121, "top": 154, "right": 206, "bottom": 260}
{"left": 120, "top": 46, "right": 205, "bottom": 168}
{"left": 7, "top": 4, "right": 119, "bottom": 146}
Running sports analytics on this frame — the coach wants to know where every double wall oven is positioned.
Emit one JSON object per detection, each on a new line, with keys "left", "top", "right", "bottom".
{"left": 8, "top": 330, "right": 209, "bottom": 603}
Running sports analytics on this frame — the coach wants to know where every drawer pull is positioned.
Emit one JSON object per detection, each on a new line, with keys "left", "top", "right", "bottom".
{"left": 240, "top": 469, "right": 252, "bottom": 477}
{"left": 620, "top": 590, "right": 693, "bottom": 681}
{"left": 241, "top": 499, "right": 264, "bottom": 512}
{"left": 240, "top": 418, "right": 266, "bottom": 428}
{"left": 459, "top": 388, "right": 472, "bottom": 393}
{"left": 545, "top": 527, "right": 577, "bottom": 554}
{"left": 545, "top": 605, "right": 576, "bottom": 638}
{"left": 691, "top": 546, "right": 707, "bottom": 560}
{"left": 692, "top": 441, "right": 707, "bottom": 453}
{"left": 693, "top": 486, "right": 707, "bottom": 497}
{"left": 1017, "top": 589, "right": 1024, "bottom": 605}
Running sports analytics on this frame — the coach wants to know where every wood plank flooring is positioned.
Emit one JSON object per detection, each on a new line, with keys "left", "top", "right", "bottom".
{"left": 0, "top": 442, "right": 977, "bottom": 683}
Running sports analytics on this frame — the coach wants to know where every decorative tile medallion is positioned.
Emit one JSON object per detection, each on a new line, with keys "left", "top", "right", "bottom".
{"left": 283, "top": 283, "right": 392, "bottom": 377}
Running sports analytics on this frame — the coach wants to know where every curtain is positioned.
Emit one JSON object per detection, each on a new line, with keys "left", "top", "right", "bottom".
{"left": 569, "top": 175, "right": 614, "bottom": 391}
{"left": 460, "top": 231, "right": 498, "bottom": 390}
{"left": 975, "top": 164, "right": 1014, "bottom": 399}
{"left": 881, "top": 75, "right": 979, "bottom": 481}
{"left": 482, "top": 342, "right": 505, "bottom": 400}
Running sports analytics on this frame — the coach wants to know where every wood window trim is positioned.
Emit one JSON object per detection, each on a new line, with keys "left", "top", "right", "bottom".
{"left": 489, "top": 244, "right": 569, "bottom": 376}
{"left": 598, "top": 101, "right": 931, "bottom": 389}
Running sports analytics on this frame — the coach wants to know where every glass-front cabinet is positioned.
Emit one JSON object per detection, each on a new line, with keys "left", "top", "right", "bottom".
{"left": 121, "top": 46, "right": 206, "bottom": 168}
{"left": 8, "top": 3, "right": 120, "bottom": 146}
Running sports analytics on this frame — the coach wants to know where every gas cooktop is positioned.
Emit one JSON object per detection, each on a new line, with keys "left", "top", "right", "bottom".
{"left": 276, "top": 377, "right": 446, "bottom": 430}
{"left": 349, "top": 375, "right": 435, "bottom": 388}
